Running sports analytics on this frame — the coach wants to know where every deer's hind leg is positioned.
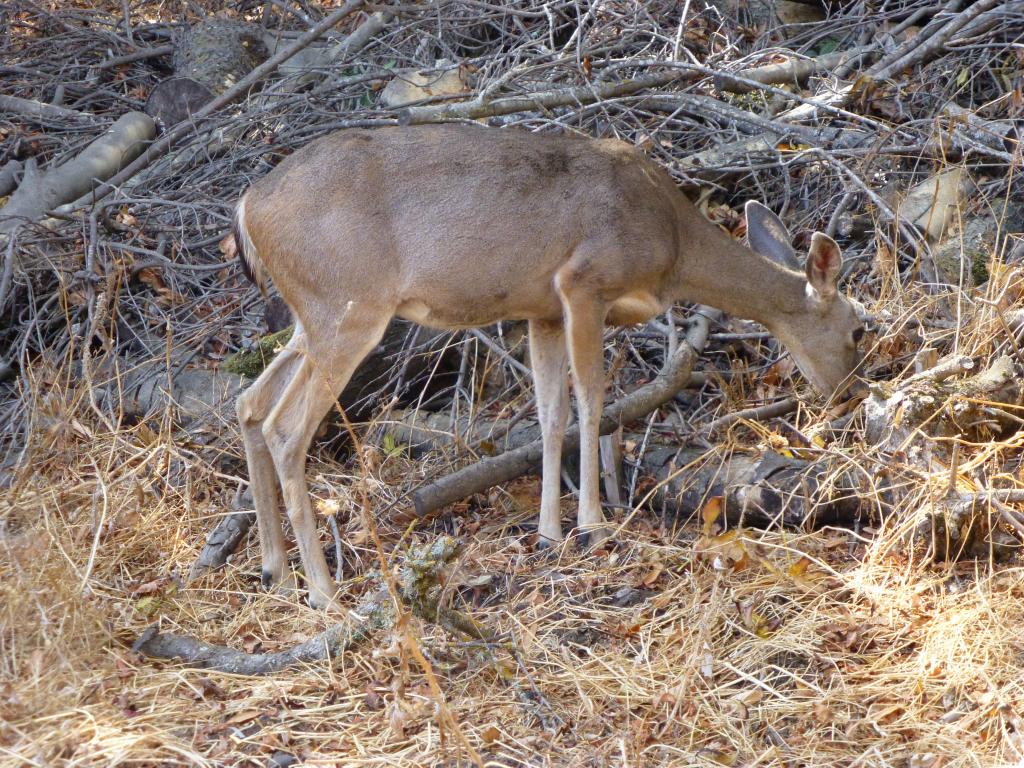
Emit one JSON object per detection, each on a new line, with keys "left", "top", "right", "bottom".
{"left": 262, "top": 304, "right": 392, "bottom": 610}
{"left": 236, "top": 327, "right": 306, "bottom": 591}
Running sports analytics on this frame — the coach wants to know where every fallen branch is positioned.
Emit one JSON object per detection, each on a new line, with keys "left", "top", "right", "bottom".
{"left": 869, "top": 0, "right": 1008, "bottom": 79}
{"left": 714, "top": 45, "right": 876, "bottom": 94}
{"left": 411, "top": 310, "right": 716, "bottom": 517}
{"left": 187, "top": 497, "right": 254, "bottom": 581}
{"left": 701, "top": 397, "right": 799, "bottom": 435}
{"left": 398, "top": 67, "right": 699, "bottom": 124}
{"left": 139, "top": 537, "right": 481, "bottom": 673}
{"left": 96, "top": 44, "right": 175, "bottom": 70}
{"left": 864, "top": 354, "right": 1024, "bottom": 559}
{"left": 389, "top": 404, "right": 864, "bottom": 530}
{"left": 0, "top": 111, "right": 155, "bottom": 241}
{"left": 0, "top": 94, "right": 92, "bottom": 124}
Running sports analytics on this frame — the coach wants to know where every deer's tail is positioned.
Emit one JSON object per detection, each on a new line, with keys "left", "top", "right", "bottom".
{"left": 233, "top": 195, "right": 268, "bottom": 296}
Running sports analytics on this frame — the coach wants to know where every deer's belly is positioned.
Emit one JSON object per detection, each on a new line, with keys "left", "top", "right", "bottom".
{"left": 396, "top": 295, "right": 561, "bottom": 329}
{"left": 399, "top": 289, "right": 666, "bottom": 329}
{"left": 607, "top": 291, "right": 666, "bottom": 325}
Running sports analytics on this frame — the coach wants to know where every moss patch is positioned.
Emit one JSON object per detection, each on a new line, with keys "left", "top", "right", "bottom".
{"left": 221, "top": 326, "right": 294, "bottom": 378}
{"left": 971, "top": 249, "right": 990, "bottom": 285}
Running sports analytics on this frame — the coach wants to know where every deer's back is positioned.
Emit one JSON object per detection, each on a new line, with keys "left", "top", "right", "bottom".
{"left": 244, "top": 125, "right": 682, "bottom": 326}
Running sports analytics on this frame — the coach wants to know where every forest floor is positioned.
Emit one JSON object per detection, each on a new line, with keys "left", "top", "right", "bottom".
{"left": 3, "top": 0, "right": 1024, "bottom": 765}
{"left": 5, "top": 426, "right": 1024, "bottom": 766}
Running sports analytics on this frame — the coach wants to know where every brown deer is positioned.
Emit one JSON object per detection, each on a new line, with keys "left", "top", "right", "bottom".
{"left": 232, "top": 124, "right": 865, "bottom": 610}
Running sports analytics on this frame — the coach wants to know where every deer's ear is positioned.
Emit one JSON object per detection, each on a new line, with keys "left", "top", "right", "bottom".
{"left": 806, "top": 232, "right": 842, "bottom": 300}
{"left": 745, "top": 200, "right": 799, "bottom": 269}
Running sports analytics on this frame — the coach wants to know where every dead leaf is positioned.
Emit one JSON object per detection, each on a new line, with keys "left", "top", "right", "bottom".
{"left": 788, "top": 556, "right": 812, "bottom": 577}
{"left": 701, "top": 497, "right": 723, "bottom": 536}
{"left": 388, "top": 699, "right": 409, "bottom": 738}
{"left": 219, "top": 231, "right": 237, "bottom": 259}
{"left": 133, "top": 596, "right": 161, "bottom": 617}
{"left": 315, "top": 497, "right": 341, "bottom": 517}
{"left": 695, "top": 746, "right": 737, "bottom": 765}
{"left": 130, "top": 576, "right": 170, "bottom": 596}
{"left": 866, "top": 700, "right": 904, "bottom": 725}
{"left": 814, "top": 700, "right": 833, "bottom": 724}
{"left": 636, "top": 563, "right": 664, "bottom": 587}
{"left": 224, "top": 709, "right": 262, "bottom": 726}
{"left": 194, "top": 678, "right": 227, "bottom": 701}
{"left": 136, "top": 422, "right": 160, "bottom": 447}
{"left": 364, "top": 683, "right": 385, "bottom": 711}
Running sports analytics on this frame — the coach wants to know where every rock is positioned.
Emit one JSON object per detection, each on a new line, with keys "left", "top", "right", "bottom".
{"left": 266, "top": 751, "right": 299, "bottom": 768}
{"left": 898, "top": 167, "right": 971, "bottom": 242}
{"left": 380, "top": 65, "right": 469, "bottom": 108}
{"left": 111, "top": 365, "right": 246, "bottom": 426}
{"left": 775, "top": 1, "right": 825, "bottom": 25}
{"left": 931, "top": 197, "right": 1024, "bottom": 287}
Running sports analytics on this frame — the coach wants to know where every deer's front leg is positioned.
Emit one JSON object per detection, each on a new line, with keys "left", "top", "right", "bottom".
{"left": 559, "top": 285, "right": 610, "bottom": 545}
{"left": 528, "top": 319, "right": 570, "bottom": 545}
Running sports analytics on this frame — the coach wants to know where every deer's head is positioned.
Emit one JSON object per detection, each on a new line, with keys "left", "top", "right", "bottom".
{"left": 745, "top": 201, "right": 867, "bottom": 398}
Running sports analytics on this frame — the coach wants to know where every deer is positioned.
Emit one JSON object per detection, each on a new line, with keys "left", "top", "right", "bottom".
{"left": 231, "top": 124, "right": 866, "bottom": 610}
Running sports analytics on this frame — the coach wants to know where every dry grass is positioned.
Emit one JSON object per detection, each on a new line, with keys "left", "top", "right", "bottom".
{"left": 4, "top": 375, "right": 1024, "bottom": 767}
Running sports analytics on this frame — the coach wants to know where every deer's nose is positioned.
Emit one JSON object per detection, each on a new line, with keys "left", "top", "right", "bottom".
{"left": 844, "top": 379, "right": 869, "bottom": 401}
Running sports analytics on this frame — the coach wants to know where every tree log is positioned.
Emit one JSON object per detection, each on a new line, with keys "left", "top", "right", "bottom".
{"left": 0, "top": 112, "right": 155, "bottom": 242}
{"left": 388, "top": 407, "right": 865, "bottom": 529}
{"left": 145, "top": 18, "right": 269, "bottom": 130}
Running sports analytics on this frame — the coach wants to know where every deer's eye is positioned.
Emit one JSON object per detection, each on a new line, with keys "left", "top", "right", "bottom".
{"left": 852, "top": 327, "right": 865, "bottom": 344}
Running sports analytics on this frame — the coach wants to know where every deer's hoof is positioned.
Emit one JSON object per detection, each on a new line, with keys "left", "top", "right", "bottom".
{"left": 535, "top": 533, "right": 563, "bottom": 549}
{"left": 577, "top": 526, "right": 613, "bottom": 551}
{"left": 261, "top": 569, "right": 298, "bottom": 594}
{"left": 306, "top": 588, "right": 341, "bottom": 612}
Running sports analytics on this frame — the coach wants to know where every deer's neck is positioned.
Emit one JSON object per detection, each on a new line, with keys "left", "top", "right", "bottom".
{"left": 670, "top": 209, "right": 805, "bottom": 329}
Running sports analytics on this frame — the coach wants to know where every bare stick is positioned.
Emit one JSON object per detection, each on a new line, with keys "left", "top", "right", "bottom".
{"left": 701, "top": 397, "right": 798, "bottom": 435}
{"left": 714, "top": 45, "right": 876, "bottom": 94}
{"left": 0, "top": 94, "right": 92, "bottom": 124}
{"left": 96, "top": 44, "right": 175, "bottom": 70}
{"left": 398, "top": 67, "right": 699, "bottom": 124}
{"left": 411, "top": 309, "right": 718, "bottom": 517}
{"left": 137, "top": 537, "right": 472, "bottom": 674}
{"left": 869, "top": 0, "right": 1007, "bottom": 78}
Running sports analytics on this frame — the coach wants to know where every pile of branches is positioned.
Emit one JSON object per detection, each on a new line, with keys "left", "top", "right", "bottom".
{"left": 1, "top": 0, "right": 1022, "bottom": 553}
